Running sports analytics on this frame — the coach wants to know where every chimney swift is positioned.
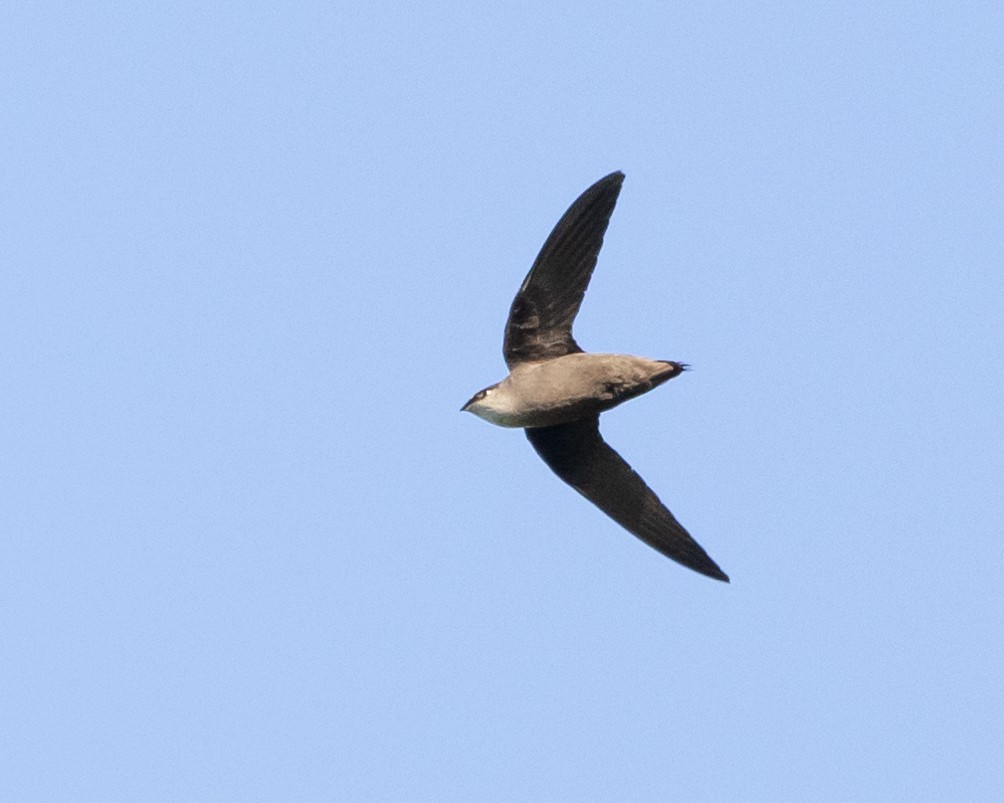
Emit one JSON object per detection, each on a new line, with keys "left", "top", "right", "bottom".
{"left": 462, "top": 171, "right": 729, "bottom": 582}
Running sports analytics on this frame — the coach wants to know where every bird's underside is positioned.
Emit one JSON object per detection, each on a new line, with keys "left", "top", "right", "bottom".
{"left": 464, "top": 171, "right": 729, "bottom": 582}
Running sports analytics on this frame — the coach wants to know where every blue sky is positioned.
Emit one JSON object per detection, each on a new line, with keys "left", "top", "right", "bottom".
{"left": 3, "top": 2, "right": 1003, "bottom": 800}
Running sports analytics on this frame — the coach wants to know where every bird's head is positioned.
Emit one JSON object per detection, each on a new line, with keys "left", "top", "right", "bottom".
{"left": 461, "top": 383, "right": 499, "bottom": 415}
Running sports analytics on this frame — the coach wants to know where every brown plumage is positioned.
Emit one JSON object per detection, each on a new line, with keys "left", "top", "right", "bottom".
{"left": 463, "top": 172, "right": 728, "bottom": 582}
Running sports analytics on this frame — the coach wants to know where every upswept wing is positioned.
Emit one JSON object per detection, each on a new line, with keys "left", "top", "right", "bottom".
{"left": 525, "top": 417, "right": 729, "bottom": 582}
{"left": 503, "top": 172, "right": 625, "bottom": 367}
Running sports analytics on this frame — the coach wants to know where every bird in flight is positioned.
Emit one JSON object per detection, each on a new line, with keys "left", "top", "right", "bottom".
{"left": 462, "top": 171, "right": 729, "bottom": 582}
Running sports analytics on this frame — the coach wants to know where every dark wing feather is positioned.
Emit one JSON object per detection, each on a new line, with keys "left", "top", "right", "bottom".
{"left": 503, "top": 172, "right": 625, "bottom": 367}
{"left": 526, "top": 417, "right": 729, "bottom": 582}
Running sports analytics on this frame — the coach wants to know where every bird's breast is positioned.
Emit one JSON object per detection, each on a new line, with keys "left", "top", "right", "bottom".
{"left": 496, "top": 354, "right": 682, "bottom": 427}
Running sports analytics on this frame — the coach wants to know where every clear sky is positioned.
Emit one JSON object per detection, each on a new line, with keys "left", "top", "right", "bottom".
{"left": 3, "top": 2, "right": 1003, "bottom": 800}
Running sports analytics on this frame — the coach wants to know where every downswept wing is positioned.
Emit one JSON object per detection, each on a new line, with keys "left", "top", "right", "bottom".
{"left": 526, "top": 417, "right": 729, "bottom": 582}
{"left": 503, "top": 172, "right": 625, "bottom": 368}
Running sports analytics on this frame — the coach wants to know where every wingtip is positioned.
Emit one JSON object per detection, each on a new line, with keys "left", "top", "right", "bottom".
{"left": 676, "top": 545, "right": 729, "bottom": 582}
{"left": 690, "top": 559, "right": 730, "bottom": 583}
{"left": 599, "top": 170, "right": 625, "bottom": 187}
{"left": 579, "top": 171, "right": 624, "bottom": 196}
{"left": 574, "top": 171, "right": 625, "bottom": 207}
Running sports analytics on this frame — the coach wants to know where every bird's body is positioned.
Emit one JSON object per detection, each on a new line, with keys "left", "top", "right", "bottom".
{"left": 465, "top": 353, "right": 684, "bottom": 429}
{"left": 462, "top": 171, "right": 729, "bottom": 582}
